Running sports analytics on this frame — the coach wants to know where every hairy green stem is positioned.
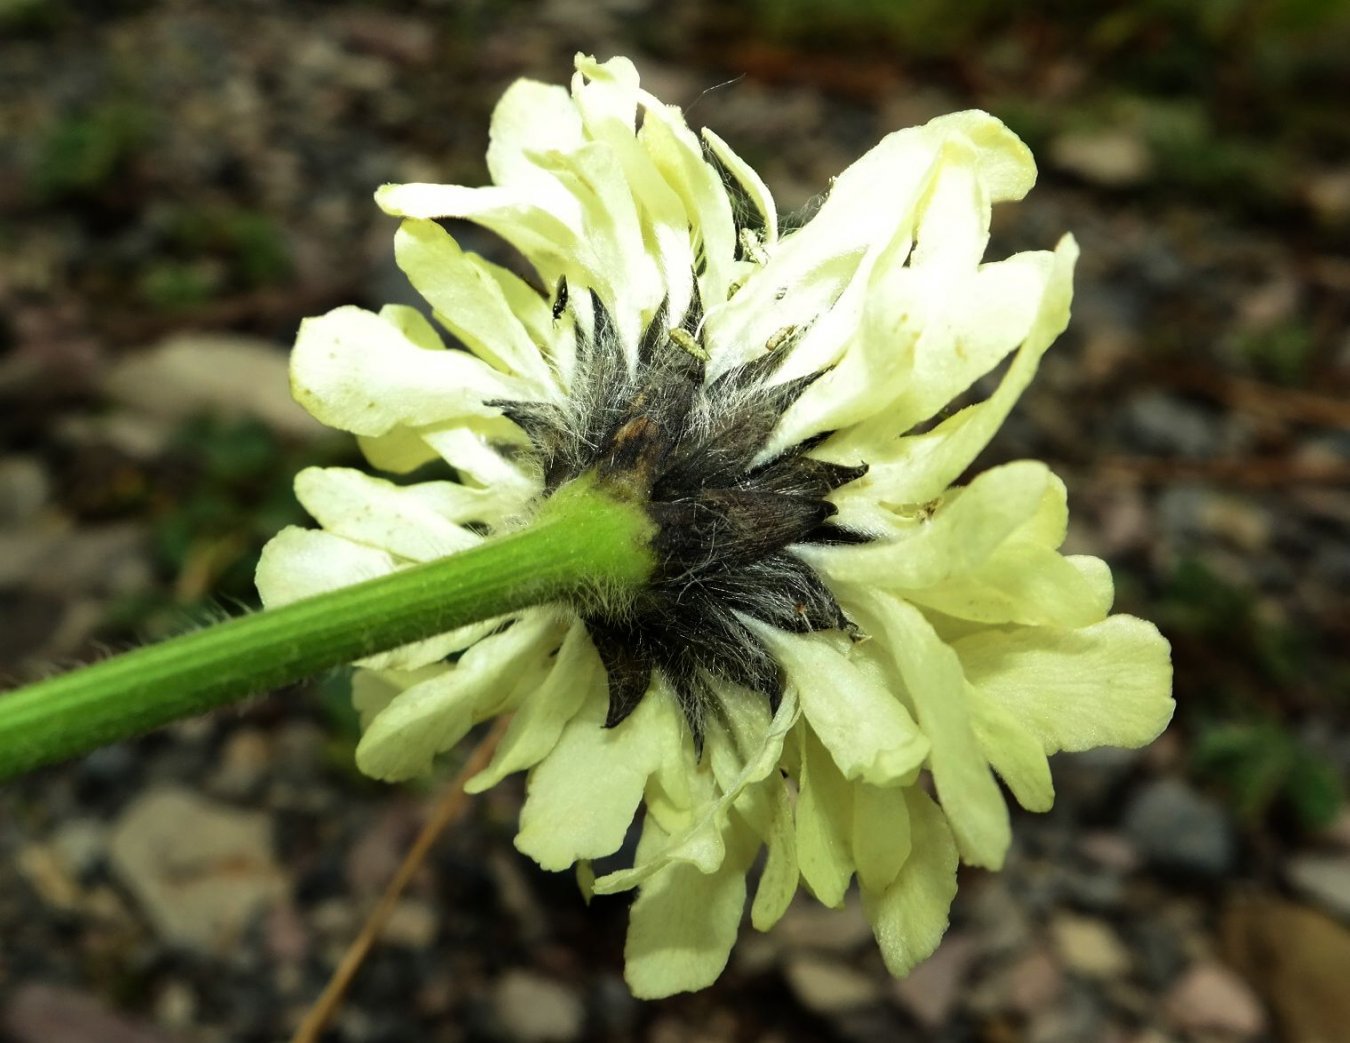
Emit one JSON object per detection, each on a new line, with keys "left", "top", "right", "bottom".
{"left": 0, "top": 478, "right": 654, "bottom": 780}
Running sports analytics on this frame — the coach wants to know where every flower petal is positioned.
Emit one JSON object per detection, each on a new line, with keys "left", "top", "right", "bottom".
{"left": 486, "top": 77, "right": 585, "bottom": 192}
{"left": 356, "top": 428, "right": 441, "bottom": 475}
{"left": 640, "top": 111, "right": 737, "bottom": 305}
{"left": 902, "top": 540, "right": 1110, "bottom": 629}
{"left": 623, "top": 814, "right": 759, "bottom": 999}
{"left": 861, "top": 789, "right": 959, "bottom": 977}
{"left": 702, "top": 127, "right": 778, "bottom": 247}
{"left": 968, "top": 688, "right": 1055, "bottom": 812}
{"left": 593, "top": 687, "right": 799, "bottom": 893}
{"left": 953, "top": 616, "right": 1175, "bottom": 754}
{"left": 377, "top": 181, "right": 581, "bottom": 268}
{"left": 394, "top": 220, "right": 556, "bottom": 391}
{"left": 572, "top": 55, "right": 699, "bottom": 323}
{"left": 852, "top": 782, "right": 912, "bottom": 894}
{"left": 860, "top": 594, "right": 1011, "bottom": 869}
{"left": 795, "top": 724, "right": 856, "bottom": 907}
{"left": 823, "top": 234, "right": 1078, "bottom": 507}
{"left": 515, "top": 680, "right": 684, "bottom": 870}
{"left": 354, "top": 611, "right": 561, "bottom": 780}
{"left": 804, "top": 460, "right": 1053, "bottom": 587}
{"left": 465, "top": 622, "right": 601, "bottom": 793}
{"left": 750, "top": 622, "right": 927, "bottom": 785}
{"left": 418, "top": 422, "right": 539, "bottom": 497}
{"left": 291, "top": 305, "right": 526, "bottom": 437}
{"left": 293, "top": 467, "right": 487, "bottom": 562}
{"left": 747, "top": 781, "right": 798, "bottom": 931}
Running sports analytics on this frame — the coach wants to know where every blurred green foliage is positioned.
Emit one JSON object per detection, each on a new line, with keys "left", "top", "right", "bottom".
{"left": 28, "top": 100, "right": 150, "bottom": 202}
{"left": 137, "top": 205, "right": 292, "bottom": 311}
{"left": 0, "top": 0, "right": 58, "bottom": 32}
{"left": 1236, "top": 319, "right": 1318, "bottom": 387}
{"left": 1194, "top": 720, "right": 1342, "bottom": 830}
{"left": 744, "top": 0, "right": 1350, "bottom": 66}
{"left": 736, "top": 0, "right": 1350, "bottom": 217}
{"left": 1158, "top": 557, "right": 1346, "bottom": 830}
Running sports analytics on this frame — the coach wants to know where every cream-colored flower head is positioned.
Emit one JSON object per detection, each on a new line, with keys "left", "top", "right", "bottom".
{"left": 257, "top": 55, "right": 1173, "bottom": 997}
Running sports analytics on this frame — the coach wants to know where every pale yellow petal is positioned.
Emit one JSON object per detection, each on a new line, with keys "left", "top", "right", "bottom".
{"left": 623, "top": 815, "right": 759, "bottom": 999}
{"left": 861, "top": 789, "right": 959, "bottom": 977}
{"left": 354, "top": 611, "right": 561, "bottom": 780}
{"left": 750, "top": 621, "right": 927, "bottom": 785}
{"left": 795, "top": 724, "right": 855, "bottom": 907}
{"left": 516, "top": 683, "right": 684, "bottom": 870}
{"left": 954, "top": 615, "right": 1175, "bottom": 754}
{"left": 465, "top": 622, "right": 602, "bottom": 793}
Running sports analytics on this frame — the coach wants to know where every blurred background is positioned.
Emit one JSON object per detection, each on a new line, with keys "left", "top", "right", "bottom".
{"left": 2, "top": 1, "right": 1349, "bottom": 1040}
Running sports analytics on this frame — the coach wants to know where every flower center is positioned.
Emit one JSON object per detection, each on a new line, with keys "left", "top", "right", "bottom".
{"left": 497, "top": 287, "right": 868, "bottom": 746}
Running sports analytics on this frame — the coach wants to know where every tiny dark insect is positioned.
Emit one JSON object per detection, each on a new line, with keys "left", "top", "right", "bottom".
{"left": 551, "top": 276, "right": 569, "bottom": 320}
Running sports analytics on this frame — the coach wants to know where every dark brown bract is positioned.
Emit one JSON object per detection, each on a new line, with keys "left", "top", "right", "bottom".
{"left": 495, "top": 287, "right": 868, "bottom": 748}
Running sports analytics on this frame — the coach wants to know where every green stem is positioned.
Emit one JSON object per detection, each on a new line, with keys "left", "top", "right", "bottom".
{"left": 0, "top": 478, "right": 654, "bottom": 781}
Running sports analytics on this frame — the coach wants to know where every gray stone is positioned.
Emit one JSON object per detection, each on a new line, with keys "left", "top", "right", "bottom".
{"left": 108, "top": 786, "right": 287, "bottom": 953}
{"left": 1050, "top": 913, "right": 1132, "bottom": 979}
{"left": 492, "top": 970, "right": 585, "bottom": 1043}
{"left": 1120, "top": 392, "right": 1223, "bottom": 459}
{"left": 784, "top": 956, "right": 883, "bottom": 1014}
{"left": 105, "top": 333, "right": 328, "bottom": 440}
{"left": 50, "top": 817, "right": 107, "bottom": 877}
{"left": 1050, "top": 129, "right": 1153, "bottom": 187}
{"left": 1286, "top": 853, "right": 1350, "bottom": 922}
{"left": 3, "top": 984, "right": 178, "bottom": 1043}
{"left": 1164, "top": 961, "right": 1267, "bottom": 1038}
{"left": 0, "top": 455, "right": 49, "bottom": 525}
{"left": 889, "top": 932, "right": 978, "bottom": 1028}
{"left": 1124, "top": 778, "right": 1237, "bottom": 877}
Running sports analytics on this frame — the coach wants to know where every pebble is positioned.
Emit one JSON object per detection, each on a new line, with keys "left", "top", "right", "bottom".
{"left": 1026, "top": 983, "right": 1114, "bottom": 1043}
{"left": 209, "top": 728, "right": 273, "bottom": 797}
{"left": 1049, "top": 129, "right": 1153, "bottom": 187}
{"left": 1120, "top": 393, "right": 1224, "bottom": 459}
{"left": 1004, "top": 947, "right": 1065, "bottom": 1016}
{"left": 108, "top": 786, "right": 287, "bottom": 953}
{"left": 491, "top": 970, "right": 586, "bottom": 1043}
{"left": 152, "top": 980, "right": 198, "bottom": 1030}
{"left": 3, "top": 983, "right": 178, "bottom": 1043}
{"left": 964, "top": 875, "right": 1035, "bottom": 955}
{"left": 104, "top": 333, "right": 329, "bottom": 440}
{"left": 16, "top": 844, "right": 83, "bottom": 912}
{"left": 1285, "top": 853, "right": 1350, "bottom": 922}
{"left": 1077, "top": 832, "right": 1142, "bottom": 874}
{"left": 50, "top": 818, "right": 107, "bottom": 877}
{"left": 0, "top": 455, "right": 49, "bottom": 525}
{"left": 1193, "top": 494, "right": 1273, "bottom": 554}
{"left": 1318, "top": 808, "right": 1350, "bottom": 850}
{"left": 783, "top": 955, "right": 883, "bottom": 1014}
{"left": 1049, "top": 913, "right": 1132, "bottom": 979}
{"left": 590, "top": 974, "right": 640, "bottom": 1039}
{"left": 1123, "top": 779, "right": 1237, "bottom": 878}
{"left": 1164, "top": 961, "right": 1267, "bottom": 1038}
{"left": 1304, "top": 167, "right": 1350, "bottom": 225}
{"left": 889, "top": 932, "right": 978, "bottom": 1028}
{"left": 380, "top": 898, "right": 439, "bottom": 948}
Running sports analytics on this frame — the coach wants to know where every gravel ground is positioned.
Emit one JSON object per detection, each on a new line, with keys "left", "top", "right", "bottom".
{"left": 2, "top": 2, "right": 1349, "bottom": 1041}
